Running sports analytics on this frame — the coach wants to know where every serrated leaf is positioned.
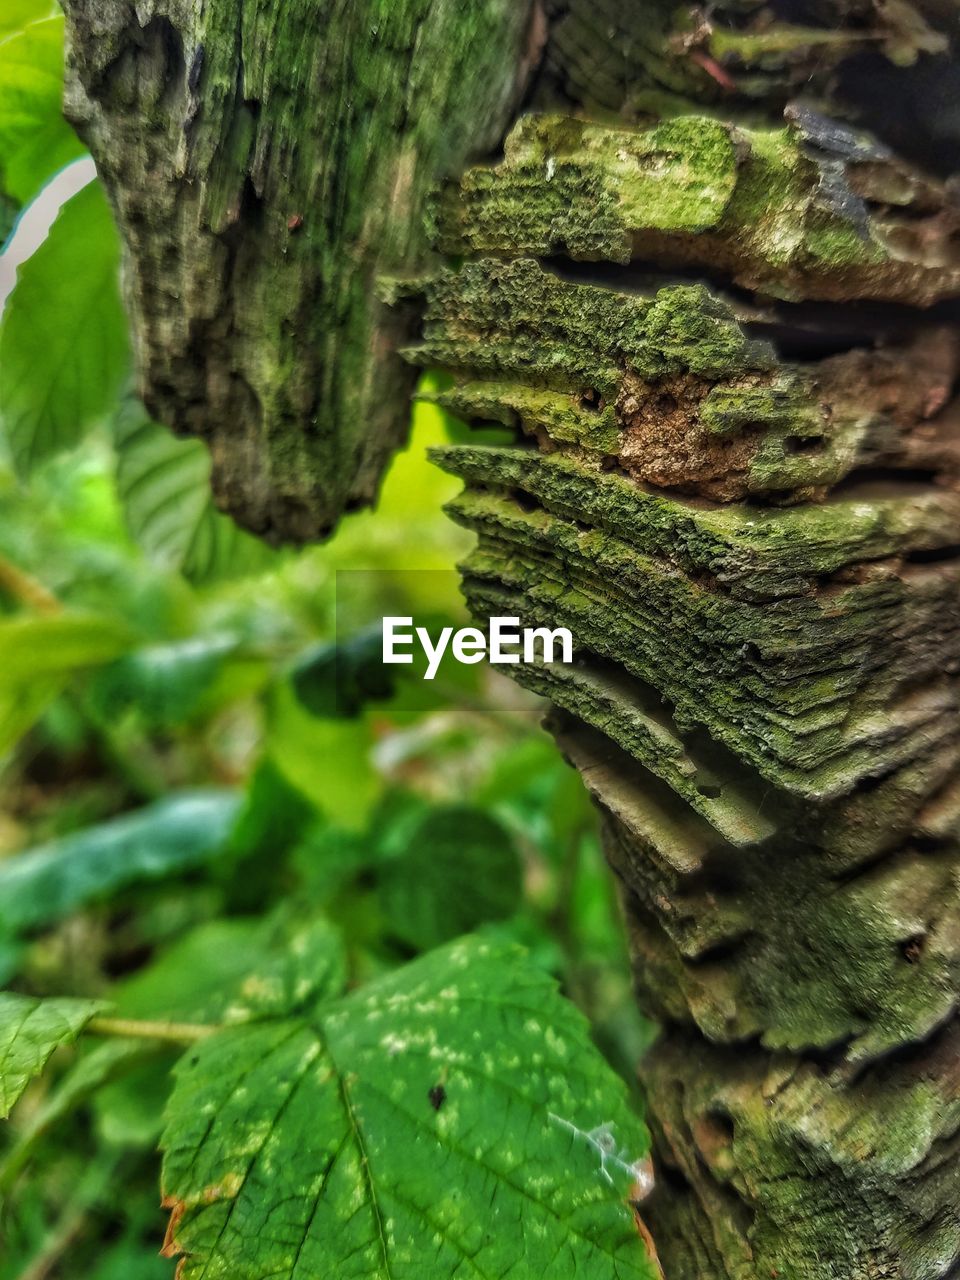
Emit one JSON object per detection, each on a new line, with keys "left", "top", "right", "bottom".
{"left": 0, "top": 992, "right": 103, "bottom": 1117}
{"left": 0, "top": 610, "right": 134, "bottom": 755}
{"left": 114, "top": 403, "right": 276, "bottom": 584}
{"left": 93, "top": 916, "right": 347, "bottom": 1148}
{"left": 379, "top": 806, "right": 523, "bottom": 950}
{"left": 0, "top": 16, "right": 86, "bottom": 204}
{"left": 115, "top": 916, "right": 346, "bottom": 1026}
{"left": 0, "top": 181, "right": 129, "bottom": 472}
{"left": 0, "top": 790, "right": 240, "bottom": 935}
{"left": 161, "top": 936, "right": 653, "bottom": 1280}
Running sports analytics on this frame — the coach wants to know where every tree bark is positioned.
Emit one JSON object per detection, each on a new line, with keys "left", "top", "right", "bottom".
{"left": 60, "top": 0, "right": 540, "bottom": 541}
{"left": 62, "top": 0, "right": 960, "bottom": 1275}
{"left": 414, "top": 3, "right": 960, "bottom": 1275}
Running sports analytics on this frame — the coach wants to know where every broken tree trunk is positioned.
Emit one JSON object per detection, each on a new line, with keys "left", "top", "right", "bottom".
{"left": 63, "top": 0, "right": 960, "bottom": 1275}
{"left": 59, "top": 0, "right": 540, "bottom": 541}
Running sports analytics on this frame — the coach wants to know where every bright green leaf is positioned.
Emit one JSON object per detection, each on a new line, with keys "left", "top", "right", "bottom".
{"left": 0, "top": 0, "right": 56, "bottom": 38}
{"left": 161, "top": 936, "right": 653, "bottom": 1280}
{"left": 0, "top": 611, "right": 133, "bottom": 686}
{"left": 0, "top": 992, "right": 103, "bottom": 1117}
{"left": 379, "top": 805, "right": 523, "bottom": 950}
{"left": 266, "top": 680, "right": 381, "bottom": 830}
{"left": 114, "top": 403, "right": 277, "bottom": 584}
{"left": 0, "top": 790, "right": 240, "bottom": 935}
{"left": 0, "top": 16, "right": 86, "bottom": 204}
{"left": 0, "top": 610, "right": 134, "bottom": 755}
{"left": 0, "top": 182, "right": 129, "bottom": 473}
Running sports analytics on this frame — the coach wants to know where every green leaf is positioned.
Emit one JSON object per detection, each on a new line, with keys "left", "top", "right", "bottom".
{"left": 114, "top": 403, "right": 276, "bottom": 584}
{"left": 0, "top": 15, "right": 86, "bottom": 204}
{"left": 0, "top": 790, "right": 240, "bottom": 935}
{"left": 0, "top": 1037, "right": 159, "bottom": 1191}
{"left": 93, "top": 916, "right": 346, "bottom": 1148}
{"left": 291, "top": 627, "right": 395, "bottom": 719}
{"left": 221, "top": 761, "right": 318, "bottom": 910}
{"left": 0, "top": 0, "right": 56, "bottom": 38}
{"left": 379, "top": 806, "right": 523, "bottom": 950}
{"left": 289, "top": 614, "right": 483, "bottom": 722}
{"left": 88, "top": 634, "right": 244, "bottom": 728}
{"left": 115, "top": 916, "right": 346, "bottom": 1026}
{"left": 0, "top": 610, "right": 134, "bottom": 756}
{"left": 0, "top": 992, "right": 103, "bottom": 1117}
{"left": 291, "top": 822, "right": 375, "bottom": 906}
{"left": 266, "top": 681, "right": 381, "bottom": 830}
{"left": 161, "top": 936, "right": 653, "bottom": 1280}
{"left": 0, "top": 191, "right": 16, "bottom": 243}
{"left": 0, "top": 611, "right": 133, "bottom": 685}
{"left": 0, "top": 182, "right": 129, "bottom": 473}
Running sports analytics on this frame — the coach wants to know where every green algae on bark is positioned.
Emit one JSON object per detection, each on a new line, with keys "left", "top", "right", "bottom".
{"left": 544, "top": 0, "right": 951, "bottom": 115}
{"left": 438, "top": 113, "right": 960, "bottom": 304}
{"left": 410, "top": 258, "right": 960, "bottom": 501}
{"left": 60, "top": 0, "right": 537, "bottom": 541}
{"left": 430, "top": 13, "right": 960, "bottom": 1277}
{"left": 457, "top": 548, "right": 960, "bottom": 799}
{"left": 642, "top": 1021, "right": 960, "bottom": 1280}
{"left": 555, "top": 720, "right": 960, "bottom": 1060}
{"left": 432, "top": 443, "right": 960, "bottom": 600}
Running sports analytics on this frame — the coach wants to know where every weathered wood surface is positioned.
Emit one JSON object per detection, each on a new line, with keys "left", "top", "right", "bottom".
{"left": 418, "top": 3, "right": 960, "bottom": 1274}
{"left": 61, "top": 0, "right": 540, "bottom": 540}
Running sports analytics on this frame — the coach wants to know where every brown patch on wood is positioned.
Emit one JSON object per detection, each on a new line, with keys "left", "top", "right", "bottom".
{"left": 901, "top": 935, "right": 925, "bottom": 963}
{"left": 616, "top": 371, "right": 762, "bottom": 499}
{"left": 816, "top": 329, "right": 960, "bottom": 430}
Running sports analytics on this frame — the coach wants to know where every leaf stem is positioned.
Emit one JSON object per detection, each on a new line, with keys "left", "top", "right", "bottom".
{"left": 86, "top": 1015, "right": 216, "bottom": 1044}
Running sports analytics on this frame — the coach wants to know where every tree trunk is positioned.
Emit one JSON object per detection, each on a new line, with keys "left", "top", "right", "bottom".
{"left": 60, "top": 0, "right": 540, "bottom": 541}
{"left": 63, "top": 1, "right": 960, "bottom": 1275}
{"left": 414, "top": 5, "right": 960, "bottom": 1275}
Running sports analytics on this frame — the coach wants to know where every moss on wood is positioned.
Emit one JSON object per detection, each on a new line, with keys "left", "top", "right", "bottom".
{"left": 411, "top": 258, "right": 960, "bottom": 501}
{"left": 61, "top": 0, "right": 537, "bottom": 540}
{"left": 438, "top": 113, "right": 960, "bottom": 304}
{"left": 430, "top": 29, "right": 960, "bottom": 1268}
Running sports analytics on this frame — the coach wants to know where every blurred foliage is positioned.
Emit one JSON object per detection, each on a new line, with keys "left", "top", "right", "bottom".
{"left": 0, "top": 6, "right": 652, "bottom": 1277}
